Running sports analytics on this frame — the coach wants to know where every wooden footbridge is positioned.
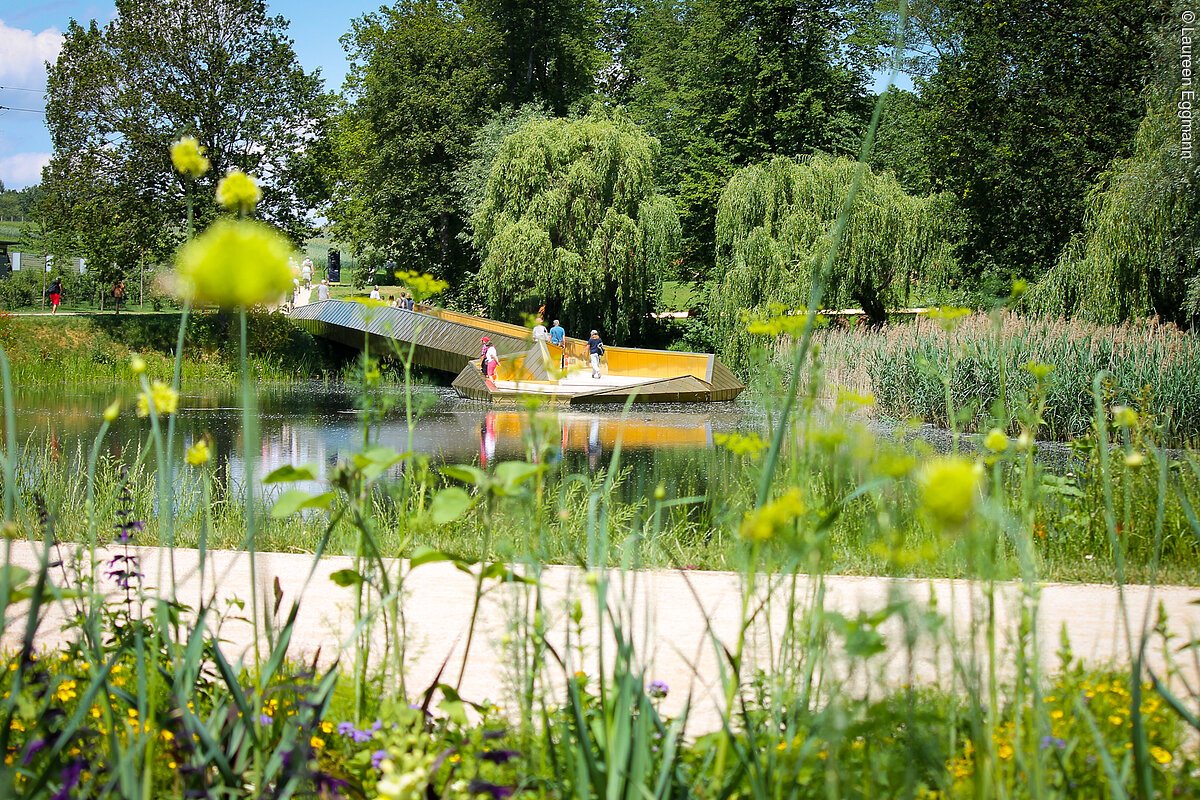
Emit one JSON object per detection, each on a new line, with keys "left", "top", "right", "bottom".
{"left": 289, "top": 300, "right": 744, "bottom": 404}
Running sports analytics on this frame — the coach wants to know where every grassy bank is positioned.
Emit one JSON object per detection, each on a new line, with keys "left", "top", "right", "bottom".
{"left": 810, "top": 313, "right": 1200, "bottom": 444}
{"left": 0, "top": 311, "right": 352, "bottom": 384}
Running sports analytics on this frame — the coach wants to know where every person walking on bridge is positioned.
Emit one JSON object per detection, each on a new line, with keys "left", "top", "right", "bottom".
{"left": 587, "top": 330, "right": 605, "bottom": 379}
{"left": 549, "top": 320, "right": 565, "bottom": 346}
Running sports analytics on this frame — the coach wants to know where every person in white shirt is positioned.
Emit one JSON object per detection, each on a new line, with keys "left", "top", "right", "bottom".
{"left": 485, "top": 342, "right": 500, "bottom": 379}
{"left": 316, "top": 280, "right": 330, "bottom": 302}
{"left": 301, "top": 258, "right": 313, "bottom": 287}
{"left": 369, "top": 286, "right": 381, "bottom": 301}
{"left": 532, "top": 317, "right": 549, "bottom": 342}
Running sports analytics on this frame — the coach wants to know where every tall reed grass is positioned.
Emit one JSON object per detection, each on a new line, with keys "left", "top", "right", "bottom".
{"left": 814, "top": 313, "right": 1200, "bottom": 443}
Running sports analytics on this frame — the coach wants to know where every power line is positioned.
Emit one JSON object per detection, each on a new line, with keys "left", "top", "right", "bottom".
{"left": 0, "top": 85, "right": 44, "bottom": 93}
{"left": 0, "top": 105, "right": 45, "bottom": 114}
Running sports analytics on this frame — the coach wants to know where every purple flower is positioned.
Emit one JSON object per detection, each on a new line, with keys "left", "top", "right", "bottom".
{"left": 480, "top": 749, "right": 519, "bottom": 764}
{"left": 51, "top": 759, "right": 84, "bottom": 800}
{"left": 1040, "top": 735, "right": 1067, "bottom": 751}
{"left": 314, "top": 772, "right": 349, "bottom": 798}
{"left": 648, "top": 680, "right": 669, "bottom": 699}
{"left": 22, "top": 738, "right": 47, "bottom": 765}
{"left": 371, "top": 749, "right": 388, "bottom": 770}
{"left": 337, "top": 721, "right": 372, "bottom": 743}
{"left": 468, "top": 779, "right": 515, "bottom": 799}
{"left": 259, "top": 715, "right": 273, "bottom": 726}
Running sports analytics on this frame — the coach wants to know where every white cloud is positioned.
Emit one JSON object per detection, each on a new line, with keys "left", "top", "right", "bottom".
{"left": 0, "top": 19, "right": 63, "bottom": 87}
{"left": 0, "top": 152, "right": 51, "bottom": 187}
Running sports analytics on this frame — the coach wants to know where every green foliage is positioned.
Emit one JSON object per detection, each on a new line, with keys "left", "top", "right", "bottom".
{"left": 466, "top": 0, "right": 604, "bottom": 113}
{"left": 710, "top": 155, "right": 959, "bottom": 367}
{"left": 621, "top": 0, "right": 878, "bottom": 273}
{"left": 41, "top": 0, "right": 328, "bottom": 286}
{"left": 472, "top": 108, "right": 681, "bottom": 341}
{"left": 919, "top": 0, "right": 1164, "bottom": 283}
{"left": 330, "top": 1, "right": 498, "bottom": 287}
{"left": 1029, "top": 70, "right": 1200, "bottom": 325}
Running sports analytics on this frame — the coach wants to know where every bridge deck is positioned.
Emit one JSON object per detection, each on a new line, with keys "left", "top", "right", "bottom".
{"left": 290, "top": 300, "right": 744, "bottom": 404}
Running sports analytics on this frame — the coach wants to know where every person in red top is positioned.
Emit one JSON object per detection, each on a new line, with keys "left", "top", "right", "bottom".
{"left": 48, "top": 277, "right": 63, "bottom": 314}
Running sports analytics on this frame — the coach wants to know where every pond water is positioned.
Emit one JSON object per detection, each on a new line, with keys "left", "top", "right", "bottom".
{"left": 13, "top": 383, "right": 752, "bottom": 501}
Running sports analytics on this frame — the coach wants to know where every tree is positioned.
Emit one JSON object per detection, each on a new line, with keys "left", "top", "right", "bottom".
{"left": 42, "top": 0, "right": 328, "bottom": 289}
{"left": 329, "top": 0, "right": 498, "bottom": 286}
{"left": 920, "top": 0, "right": 1166, "bottom": 284}
{"left": 709, "top": 155, "right": 958, "bottom": 367}
{"left": 621, "top": 0, "right": 877, "bottom": 275}
{"left": 1028, "top": 17, "right": 1200, "bottom": 326}
{"left": 472, "top": 108, "right": 681, "bottom": 342}
{"left": 466, "top": 0, "right": 605, "bottom": 113}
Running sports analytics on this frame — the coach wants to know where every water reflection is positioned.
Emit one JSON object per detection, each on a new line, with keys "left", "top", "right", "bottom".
{"left": 14, "top": 384, "right": 741, "bottom": 493}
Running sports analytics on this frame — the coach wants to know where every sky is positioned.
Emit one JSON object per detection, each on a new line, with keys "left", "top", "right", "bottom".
{"left": 0, "top": 0, "right": 380, "bottom": 190}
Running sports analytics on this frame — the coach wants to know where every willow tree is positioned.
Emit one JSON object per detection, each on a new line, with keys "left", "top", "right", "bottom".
{"left": 472, "top": 109, "right": 681, "bottom": 342}
{"left": 1028, "top": 93, "right": 1200, "bottom": 326}
{"left": 709, "top": 155, "right": 958, "bottom": 366}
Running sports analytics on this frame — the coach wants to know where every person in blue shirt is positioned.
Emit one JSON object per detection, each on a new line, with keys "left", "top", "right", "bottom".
{"left": 549, "top": 319, "right": 565, "bottom": 345}
{"left": 587, "top": 330, "right": 605, "bottom": 379}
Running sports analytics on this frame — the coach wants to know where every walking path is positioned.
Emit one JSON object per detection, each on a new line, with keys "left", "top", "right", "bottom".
{"left": 5, "top": 542, "right": 1198, "bottom": 731}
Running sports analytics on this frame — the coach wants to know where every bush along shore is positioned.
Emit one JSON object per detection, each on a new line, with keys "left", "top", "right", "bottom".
{"left": 0, "top": 311, "right": 352, "bottom": 385}
{"left": 806, "top": 311, "right": 1200, "bottom": 445}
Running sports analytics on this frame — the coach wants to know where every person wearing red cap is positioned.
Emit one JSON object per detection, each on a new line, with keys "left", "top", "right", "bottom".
{"left": 485, "top": 339, "right": 500, "bottom": 379}
{"left": 480, "top": 336, "right": 490, "bottom": 376}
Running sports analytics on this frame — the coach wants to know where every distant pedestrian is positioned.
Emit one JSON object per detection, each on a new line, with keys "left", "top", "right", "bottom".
{"left": 485, "top": 340, "right": 500, "bottom": 380}
{"left": 406, "top": 295, "right": 415, "bottom": 311}
{"left": 480, "top": 336, "right": 491, "bottom": 376}
{"left": 316, "top": 279, "right": 330, "bottom": 302}
{"left": 301, "top": 258, "right": 313, "bottom": 287}
{"left": 532, "top": 317, "right": 549, "bottom": 342}
{"left": 48, "top": 277, "right": 63, "bottom": 314}
{"left": 369, "top": 285, "right": 381, "bottom": 301}
{"left": 587, "top": 330, "right": 605, "bottom": 379}
{"left": 112, "top": 280, "right": 126, "bottom": 315}
{"left": 549, "top": 319, "right": 565, "bottom": 345}
{"left": 388, "top": 294, "right": 397, "bottom": 308}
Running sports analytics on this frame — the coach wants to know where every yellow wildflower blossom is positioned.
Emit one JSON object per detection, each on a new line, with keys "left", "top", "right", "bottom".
{"left": 739, "top": 488, "right": 805, "bottom": 542}
{"left": 175, "top": 218, "right": 294, "bottom": 307}
{"left": 185, "top": 439, "right": 211, "bottom": 466}
{"left": 310, "top": 736, "right": 324, "bottom": 750}
{"left": 130, "top": 354, "right": 146, "bottom": 375}
{"left": 714, "top": 432, "right": 767, "bottom": 458}
{"left": 1150, "top": 746, "right": 1172, "bottom": 765}
{"left": 215, "top": 170, "right": 262, "bottom": 214}
{"left": 103, "top": 399, "right": 121, "bottom": 423}
{"left": 137, "top": 381, "right": 180, "bottom": 418}
{"left": 1112, "top": 406, "right": 1138, "bottom": 427}
{"left": 983, "top": 428, "right": 1008, "bottom": 454}
{"left": 170, "top": 136, "right": 210, "bottom": 179}
{"left": 917, "top": 457, "right": 983, "bottom": 528}
{"left": 55, "top": 680, "right": 78, "bottom": 704}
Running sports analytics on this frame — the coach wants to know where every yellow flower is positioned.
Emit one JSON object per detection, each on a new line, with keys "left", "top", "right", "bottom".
{"left": 394, "top": 269, "right": 449, "bottom": 301}
{"left": 185, "top": 439, "right": 211, "bottom": 466}
{"left": 739, "top": 488, "right": 805, "bottom": 542}
{"left": 320, "top": 721, "right": 333, "bottom": 735}
{"left": 160, "top": 729, "right": 175, "bottom": 742}
{"left": 983, "top": 428, "right": 1008, "bottom": 454}
{"left": 997, "top": 742, "right": 1013, "bottom": 760}
{"left": 130, "top": 354, "right": 146, "bottom": 375}
{"left": 137, "top": 381, "right": 180, "bottom": 418}
{"left": 175, "top": 218, "right": 294, "bottom": 307}
{"left": 310, "top": 735, "right": 324, "bottom": 750}
{"left": 917, "top": 457, "right": 983, "bottom": 528}
{"left": 925, "top": 306, "right": 971, "bottom": 331}
{"left": 1124, "top": 451, "right": 1146, "bottom": 468}
{"left": 714, "top": 432, "right": 767, "bottom": 458}
{"left": 215, "top": 170, "right": 262, "bottom": 214}
{"left": 1107, "top": 714, "right": 1123, "bottom": 726}
{"left": 1150, "top": 745, "right": 1172, "bottom": 765}
{"left": 1112, "top": 406, "right": 1138, "bottom": 427}
{"left": 103, "top": 399, "right": 121, "bottom": 423}
{"left": 55, "top": 680, "right": 78, "bottom": 704}
{"left": 171, "top": 136, "right": 210, "bottom": 179}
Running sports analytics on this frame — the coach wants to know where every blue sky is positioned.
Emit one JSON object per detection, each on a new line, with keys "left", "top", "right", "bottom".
{"left": 0, "top": 0, "right": 379, "bottom": 190}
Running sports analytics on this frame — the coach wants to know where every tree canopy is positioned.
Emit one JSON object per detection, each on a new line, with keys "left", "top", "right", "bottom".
{"left": 709, "top": 155, "right": 958, "bottom": 366}
{"left": 41, "top": 0, "right": 327, "bottom": 285}
{"left": 329, "top": 0, "right": 498, "bottom": 285}
{"left": 472, "top": 108, "right": 681, "bottom": 342}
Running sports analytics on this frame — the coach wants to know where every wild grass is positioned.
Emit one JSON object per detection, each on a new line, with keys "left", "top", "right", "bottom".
{"left": 813, "top": 313, "right": 1200, "bottom": 444}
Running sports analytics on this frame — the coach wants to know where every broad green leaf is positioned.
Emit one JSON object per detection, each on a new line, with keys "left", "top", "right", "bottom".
{"left": 493, "top": 461, "right": 543, "bottom": 492}
{"left": 329, "top": 569, "right": 365, "bottom": 587}
{"left": 263, "top": 463, "right": 319, "bottom": 484}
{"left": 441, "top": 464, "right": 488, "bottom": 487}
{"left": 429, "top": 487, "right": 473, "bottom": 525}
{"left": 271, "top": 489, "right": 336, "bottom": 518}
{"left": 409, "top": 546, "right": 453, "bottom": 568}
{"left": 353, "top": 447, "right": 406, "bottom": 480}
